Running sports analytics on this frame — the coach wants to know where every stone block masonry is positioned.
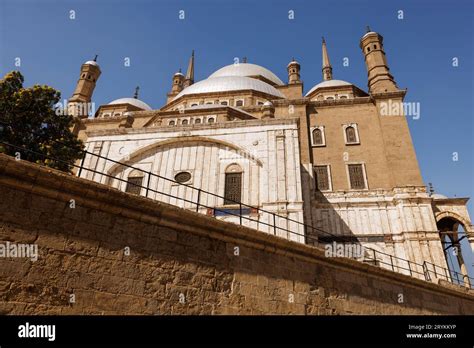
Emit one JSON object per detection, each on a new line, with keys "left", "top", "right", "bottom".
{"left": 0, "top": 154, "right": 473, "bottom": 315}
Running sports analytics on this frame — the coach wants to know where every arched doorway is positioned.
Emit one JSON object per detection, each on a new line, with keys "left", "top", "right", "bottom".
{"left": 436, "top": 216, "right": 472, "bottom": 287}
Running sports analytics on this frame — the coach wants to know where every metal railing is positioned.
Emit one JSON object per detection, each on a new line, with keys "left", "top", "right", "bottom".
{"left": 0, "top": 134, "right": 472, "bottom": 289}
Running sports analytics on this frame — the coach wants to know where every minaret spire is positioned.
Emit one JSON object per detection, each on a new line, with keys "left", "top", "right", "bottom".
{"left": 322, "top": 37, "right": 333, "bottom": 81}
{"left": 134, "top": 86, "right": 140, "bottom": 99}
{"left": 184, "top": 50, "right": 194, "bottom": 88}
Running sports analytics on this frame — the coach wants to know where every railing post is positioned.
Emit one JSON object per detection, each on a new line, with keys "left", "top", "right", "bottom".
{"left": 408, "top": 260, "right": 412, "bottom": 276}
{"left": 196, "top": 189, "right": 201, "bottom": 213}
{"left": 390, "top": 255, "right": 394, "bottom": 271}
{"left": 423, "top": 261, "right": 431, "bottom": 281}
{"left": 145, "top": 171, "right": 151, "bottom": 198}
{"left": 455, "top": 272, "right": 460, "bottom": 285}
{"left": 77, "top": 150, "right": 87, "bottom": 177}
{"left": 273, "top": 213, "right": 276, "bottom": 235}
{"left": 373, "top": 249, "right": 377, "bottom": 265}
{"left": 239, "top": 202, "right": 242, "bottom": 225}
{"left": 444, "top": 266, "right": 449, "bottom": 281}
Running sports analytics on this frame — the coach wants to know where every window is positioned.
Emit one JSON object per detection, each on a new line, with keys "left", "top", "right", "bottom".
{"left": 339, "top": 95, "right": 348, "bottom": 99}
{"left": 348, "top": 164, "right": 366, "bottom": 190}
{"left": 191, "top": 103, "right": 198, "bottom": 107}
{"left": 208, "top": 118, "right": 215, "bottom": 123}
{"left": 114, "top": 113, "right": 121, "bottom": 117}
{"left": 125, "top": 172, "right": 144, "bottom": 195}
{"left": 224, "top": 164, "right": 243, "bottom": 205}
{"left": 169, "top": 120, "right": 176, "bottom": 126}
{"left": 174, "top": 171, "right": 191, "bottom": 183}
{"left": 344, "top": 125, "right": 359, "bottom": 144}
{"left": 181, "top": 119, "right": 188, "bottom": 125}
{"left": 235, "top": 100, "right": 244, "bottom": 107}
{"left": 205, "top": 101, "right": 213, "bottom": 105}
{"left": 311, "top": 127, "right": 325, "bottom": 146}
{"left": 314, "top": 165, "right": 331, "bottom": 191}
{"left": 220, "top": 101, "right": 228, "bottom": 106}
{"left": 325, "top": 96, "right": 334, "bottom": 100}
{"left": 194, "top": 118, "right": 201, "bottom": 124}
{"left": 257, "top": 101, "right": 264, "bottom": 105}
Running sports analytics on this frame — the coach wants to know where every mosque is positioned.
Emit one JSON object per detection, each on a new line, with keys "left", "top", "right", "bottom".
{"left": 67, "top": 28, "right": 473, "bottom": 285}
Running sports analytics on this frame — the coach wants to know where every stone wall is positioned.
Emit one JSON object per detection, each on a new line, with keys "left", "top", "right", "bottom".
{"left": 0, "top": 154, "right": 473, "bottom": 315}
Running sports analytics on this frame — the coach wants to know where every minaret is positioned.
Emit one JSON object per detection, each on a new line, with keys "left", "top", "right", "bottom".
{"left": 69, "top": 55, "right": 101, "bottom": 118}
{"left": 322, "top": 37, "right": 332, "bottom": 81}
{"left": 171, "top": 69, "right": 185, "bottom": 94}
{"left": 360, "top": 26, "right": 399, "bottom": 94}
{"left": 287, "top": 58, "right": 301, "bottom": 84}
{"left": 183, "top": 50, "right": 194, "bottom": 88}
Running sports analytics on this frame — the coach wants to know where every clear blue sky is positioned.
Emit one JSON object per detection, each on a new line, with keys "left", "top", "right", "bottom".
{"left": 1, "top": 1, "right": 473, "bottom": 226}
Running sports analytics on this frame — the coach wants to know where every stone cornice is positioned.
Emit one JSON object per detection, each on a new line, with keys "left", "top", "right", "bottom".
{"left": 84, "top": 117, "right": 300, "bottom": 137}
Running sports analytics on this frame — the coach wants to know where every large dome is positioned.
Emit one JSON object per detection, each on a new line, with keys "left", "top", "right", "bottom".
{"left": 108, "top": 98, "right": 152, "bottom": 111}
{"left": 173, "top": 76, "right": 286, "bottom": 100}
{"left": 305, "top": 79, "right": 352, "bottom": 97}
{"left": 209, "top": 63, "right": 284, "bottom": 86}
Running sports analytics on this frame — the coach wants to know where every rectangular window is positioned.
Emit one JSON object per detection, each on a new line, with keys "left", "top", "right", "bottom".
{"left": 125, "top": 177, "right": 143, "bottom": 195}
{"left": 224, "top": 173, "right": 242, "bottom": 205}
{"left": 348, "top": 164, "right": 366, "bottom": 189}
{"left": 314, "top": 165, "right": 330, "bottom": 191}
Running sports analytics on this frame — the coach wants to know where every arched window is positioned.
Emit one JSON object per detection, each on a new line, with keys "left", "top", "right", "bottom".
{"left": 345, "top": 126, "right": 357, "bottom": 143}
{"left": 169, "top": 120, "right": 175, "bottom": 126}
{"left": 194, "top": 118, "right": 201, "bottom": 124}
{"left": 220, "top": 101, "right": 228, "bottom": 106}
{"left": 182, "top": 119, "right": 188, "bottom": 125}
{"left": 224, "top": 164, "right": 242, "bottom": 205}
{"left": 208, "top": 118, "right": 215, "bottom": 123}
{"left": 312, "top": 128, "right": 323, "bottom": 146}
{"left": 125, "top": 170, "right": 144, "bottom": 195}
{"left": 235, "top": 100, "right": 244, "bottom": 107}
{"left": 325, "top": 96, "right": 334, "bottom": 100}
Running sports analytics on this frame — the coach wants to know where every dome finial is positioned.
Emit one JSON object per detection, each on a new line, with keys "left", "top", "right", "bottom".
{"left": 134, "top": 86, "right": 140, "bottom": 99}
{"left": 366, "top": 25, "right": 371, "bottom": 33}
{"left": 242, "top": 57, "right": 247, "bottom": 63}
{"left": 322, "top": 36, "right": 326, "bottom": 44}
{"left": 93, "top": 54, "right": 98, "bottom": 62}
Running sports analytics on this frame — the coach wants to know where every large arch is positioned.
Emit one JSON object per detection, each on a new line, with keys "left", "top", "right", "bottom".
{"left": 435, "top": 211, "right": 473, "bottom": 287}
{"left": 105, "top": 136, "right": 263, "bottom": 178}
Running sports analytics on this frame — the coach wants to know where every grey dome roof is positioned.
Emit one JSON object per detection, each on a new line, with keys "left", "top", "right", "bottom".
{"left": 108, "top": 98, "right": 152, "bottom": 110}
{"left": 173, "top": 76, "right": 286, "bottom": 100}
{"left": 209, "top": 63, "right": 284, "bottom": 85}
{"left": 305, "top": 79, "right": 353, "bottom": 96}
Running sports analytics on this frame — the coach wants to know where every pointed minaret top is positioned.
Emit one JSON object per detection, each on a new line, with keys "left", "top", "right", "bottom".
{"left": 93, "top": 54, "right": 98, "bottom": 62}
{"left": 366, "top": 25, "right": 371, "bottom": 33}
{"left": 185, "top": 50, "right": 195, "bottom": 85}
{"left": 322, "top": 37, "right": 333, "bottom": 81}
{"left": 134, "top": 86, "right": 140, "bottom": 99}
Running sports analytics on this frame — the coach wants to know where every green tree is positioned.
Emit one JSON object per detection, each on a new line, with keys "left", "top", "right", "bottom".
{"left": 0, "top": 71, "right": 83, "bottom": 172}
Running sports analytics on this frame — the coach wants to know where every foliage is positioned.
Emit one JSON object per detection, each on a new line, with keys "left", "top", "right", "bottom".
{"left": 0, "top": 71, "right": 84, "bottom": 172}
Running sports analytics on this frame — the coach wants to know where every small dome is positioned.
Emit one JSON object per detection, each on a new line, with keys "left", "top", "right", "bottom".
{"left": 287, "top": 60, "right": 300, "bottom": 67}
{"left": 305, "top": 79, "right": 353, "bottom": 96}
{"left": 209, "top": 63, "right": 284, "bottom": 85}
{"left": 263, "top": 101, "right": 273, "bottom": 106}
{"left": 108, "top": 98, "right": 152, "bottom": 111}
{"left": 84, "top": 60, "right": 99, "bottom": 67}
{"left": 173, "top": 76, "right": 286, "bottom": 101}
{"left": 174, "top": 71, "right": 184, "bottom": 77}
